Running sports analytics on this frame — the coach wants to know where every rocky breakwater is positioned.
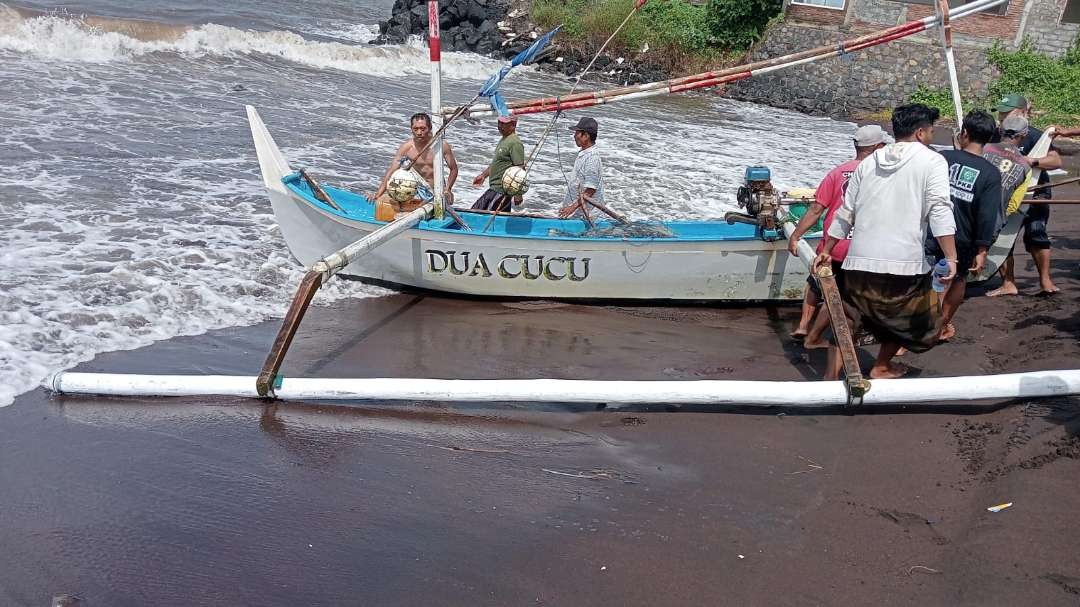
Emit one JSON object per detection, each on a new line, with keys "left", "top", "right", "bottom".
{"left": 376, "top": 0, "right": 513, "bottom": 57}
{"left": 375, "top": 0, "right": 666, "bottom": 86}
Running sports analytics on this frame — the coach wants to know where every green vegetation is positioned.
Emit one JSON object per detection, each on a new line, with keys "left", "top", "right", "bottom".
{"left": 908, "top": 39, "right": 1080, "bottom": 127}
{"left": 531, "top": 0, "right": 782, "bottom": 68}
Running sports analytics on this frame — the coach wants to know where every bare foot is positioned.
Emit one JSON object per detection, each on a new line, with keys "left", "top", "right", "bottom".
{"left": 896, "top": 347, "right": 908, "bottom": 357}
{"left": 803, "top": 338, "right": 830, "bottom": 350}
{"left": 791, "top": 330, "right": 809, "bottom": 341}
{"left": 987, "top": 283, "right": 1018, "bottom": 297}
{"left": 1038, "top": 281, "right": 1061, "bottom": 296}
{"left": 869, "top": 361, "right": 911, "bottom": 379}
{"left": 938, "top": 322, "right": 956, "bottom": 342}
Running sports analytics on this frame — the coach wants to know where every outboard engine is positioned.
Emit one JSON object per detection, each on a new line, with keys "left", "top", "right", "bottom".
{"left": 725, "top": 166, "right": 782, "bottom": 241}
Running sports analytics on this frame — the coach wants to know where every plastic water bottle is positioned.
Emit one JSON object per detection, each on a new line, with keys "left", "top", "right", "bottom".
{"left": 931, "top": 259, "right": 951, "bottom": 293}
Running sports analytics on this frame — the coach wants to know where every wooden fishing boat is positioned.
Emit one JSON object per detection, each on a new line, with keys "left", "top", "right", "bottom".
{"left": 249, "top": 106, "right": 816, "bottom": 302}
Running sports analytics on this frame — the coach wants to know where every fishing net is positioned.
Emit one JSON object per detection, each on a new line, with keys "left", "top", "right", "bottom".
{"left": 548, "top": 220, "right": 676, "bottom": 239}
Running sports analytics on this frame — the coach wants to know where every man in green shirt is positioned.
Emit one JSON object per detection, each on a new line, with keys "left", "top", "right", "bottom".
{"left": 471, "top": 115, "right": 525, "bottom": 212}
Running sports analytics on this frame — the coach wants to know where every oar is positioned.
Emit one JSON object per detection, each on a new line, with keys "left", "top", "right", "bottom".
{"left": 299, "top": 169, "right": 344, "bottom": 212}
{"left": 257, "top": 203, "right": 433, "bottom": 397}
{"left": 582, "top": 193, "right": 629, "bottom": 224}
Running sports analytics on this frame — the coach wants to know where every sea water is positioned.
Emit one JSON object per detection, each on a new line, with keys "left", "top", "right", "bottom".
{"left": 0, "top": 0, "right": 857, "bottom": 406}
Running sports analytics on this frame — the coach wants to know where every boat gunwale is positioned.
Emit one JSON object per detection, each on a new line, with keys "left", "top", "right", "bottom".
{"left": 280, "top": 172, "right": 821, "bottom": 245}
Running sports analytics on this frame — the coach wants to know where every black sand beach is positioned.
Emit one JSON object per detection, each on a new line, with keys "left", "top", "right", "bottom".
{"left": 3, "top": 194, "right": 1079, "bottom": 607}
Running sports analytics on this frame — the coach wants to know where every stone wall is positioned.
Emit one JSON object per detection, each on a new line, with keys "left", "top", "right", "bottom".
{"left": 725, "top": 19, "right": 996, "bottom": 116}
{"left": 1025, "top": 0, "right": 1080, "bottom": 56}
{"left": 726, "top": 0, "right": 1079, "bottom": 116}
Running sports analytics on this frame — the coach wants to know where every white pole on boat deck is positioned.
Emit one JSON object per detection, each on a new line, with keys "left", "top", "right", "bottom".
{"left": 429, "top": 0, "right": 445, "bottom": 220}
{"left": 48, "top": 369, "right": 1080, "bottom": 407}
{"left": 936, "top": 0, "right": 965, "bottom": 132}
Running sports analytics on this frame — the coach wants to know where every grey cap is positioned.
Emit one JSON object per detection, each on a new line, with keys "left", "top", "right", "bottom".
{"left": 853, "top": 124, "right": 894, "bottom": 146}
{"left": 1001, "top": 114, "right": 1029, "bottom": 136}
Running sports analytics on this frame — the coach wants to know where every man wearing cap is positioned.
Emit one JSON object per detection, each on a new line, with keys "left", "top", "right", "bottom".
{"left": 471, "top": 115, "right": 525, "bottom": 212}
{"left": 788, "top": 124, "right": 891, "bottom": 365}
{"left": 558, "top": 117, "right": 605, "bottom": 219}
{"left": 984, "top": 115, "right": 1033, "bottom": 223}
{"left": 928, "top": 110, "right": 1003, "bottom": 341}
{"left": 989, "top": 94, "right": 1062, "bottom": 296}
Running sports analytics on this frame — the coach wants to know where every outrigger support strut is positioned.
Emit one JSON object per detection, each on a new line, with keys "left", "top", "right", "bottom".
{"left": 781, "top": 216, "right": 871, "bottom": 406}
{"left": 256, "top": 203, "right": 434, "bottom": 397}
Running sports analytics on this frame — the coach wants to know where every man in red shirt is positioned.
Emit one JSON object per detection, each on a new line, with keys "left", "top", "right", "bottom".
{"left": 788, "top": 125, "right": 891, "bottom": 371}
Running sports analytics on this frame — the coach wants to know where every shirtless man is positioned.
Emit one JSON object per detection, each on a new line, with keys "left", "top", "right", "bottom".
{"left": 373, "top": 112, "right": 459, "bottom": 215}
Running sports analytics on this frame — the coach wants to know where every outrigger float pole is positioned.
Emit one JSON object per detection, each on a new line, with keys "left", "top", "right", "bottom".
{"left": 48, "top": 369, "right": 1080, "bottom": 407}
{"left": 446, "top": 0, "right": 1010, "bottom": 120}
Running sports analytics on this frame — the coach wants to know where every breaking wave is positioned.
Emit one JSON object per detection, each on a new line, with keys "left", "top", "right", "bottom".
{"left": 0, "top": 6, "right": 501, "bottom": 79}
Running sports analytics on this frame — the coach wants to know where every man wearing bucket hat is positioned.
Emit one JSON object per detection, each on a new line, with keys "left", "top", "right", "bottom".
{"left": 558, "top": 117, "right": 605, "bottom": 219}
{"left": 472, "top": 114, "right": 525, "bottom": 212}
{"left": 988, "top": 94, "right": 1062, "bottom": 296}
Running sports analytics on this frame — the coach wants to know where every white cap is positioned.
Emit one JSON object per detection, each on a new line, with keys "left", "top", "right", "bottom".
{"left": 853, "top": 124, "right": 894, "bottom": 146}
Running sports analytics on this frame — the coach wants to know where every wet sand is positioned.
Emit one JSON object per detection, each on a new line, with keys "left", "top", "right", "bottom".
{"left": 3, "top": 194, "right": 1079, "bottom": 606}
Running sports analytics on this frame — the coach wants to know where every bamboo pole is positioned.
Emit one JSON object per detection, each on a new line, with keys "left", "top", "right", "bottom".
{"left": 446, "top": 0, "right": 1009, "bottom": 120}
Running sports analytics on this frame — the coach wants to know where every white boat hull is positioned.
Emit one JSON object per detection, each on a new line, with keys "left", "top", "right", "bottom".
{"left": 269, "top": 186, "right": 812, "bottom": 301}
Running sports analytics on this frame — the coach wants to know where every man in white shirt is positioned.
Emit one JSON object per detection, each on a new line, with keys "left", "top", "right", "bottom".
{"left": 815, "top": 104, "right": 959, "bottom": 379}
{"left": 558, "top": 117, "right": 604, "bottom": 219}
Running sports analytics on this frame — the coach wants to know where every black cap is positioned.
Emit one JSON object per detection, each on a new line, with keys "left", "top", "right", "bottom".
{"left": 568, "top": 117, "right": 598, "bottom": 138}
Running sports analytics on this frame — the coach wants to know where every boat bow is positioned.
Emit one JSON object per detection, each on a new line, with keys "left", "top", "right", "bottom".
{"left": 247, "top": 105, "right": 292, "bottom": 194}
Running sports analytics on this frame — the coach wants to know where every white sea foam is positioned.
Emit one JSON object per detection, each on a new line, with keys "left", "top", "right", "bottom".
{"left": 314, "top": 22, "right": 380, "bottom": 44}
{"left": 0, "top": 13, "right": 501, "bottom": 79}
{"left": 0, "top": 183, "right": 390, "bottom": 408}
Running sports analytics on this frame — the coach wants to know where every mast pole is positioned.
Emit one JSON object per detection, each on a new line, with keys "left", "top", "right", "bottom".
{"left": 428, "top": 0, "right": 445, "bottom": 220}
{"left": 936, "top": 0, "right": 965, "bottom": 138}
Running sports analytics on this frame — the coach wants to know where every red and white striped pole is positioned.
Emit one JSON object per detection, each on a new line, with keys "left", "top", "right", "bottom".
{"left": 428, "top": 0, "right": 445, "bottom": 219}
